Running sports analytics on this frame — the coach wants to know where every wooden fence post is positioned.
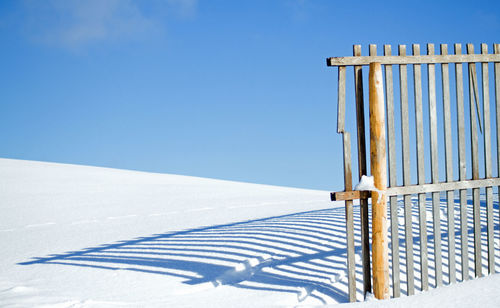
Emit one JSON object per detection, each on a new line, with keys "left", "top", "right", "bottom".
{"left": 369, "top": 62, "right": 390, "bottom": 300}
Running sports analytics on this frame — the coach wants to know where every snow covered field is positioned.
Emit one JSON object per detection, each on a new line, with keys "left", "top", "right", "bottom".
{"left": 1, "top": 158, "right": 499, "bottom": 307}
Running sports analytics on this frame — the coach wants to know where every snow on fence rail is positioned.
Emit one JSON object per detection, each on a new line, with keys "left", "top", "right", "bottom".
{"left": 328, "top": 43, "right": 500, "bottom": 302}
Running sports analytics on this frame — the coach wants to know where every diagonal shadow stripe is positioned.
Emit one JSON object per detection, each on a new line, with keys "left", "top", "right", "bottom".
{"left": 20, "top": 206, "right": 353, "bottom": 303}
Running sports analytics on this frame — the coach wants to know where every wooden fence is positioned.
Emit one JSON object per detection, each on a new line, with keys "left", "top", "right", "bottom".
{"left": 328, "top": 43, "right": 500, "bottom": 301}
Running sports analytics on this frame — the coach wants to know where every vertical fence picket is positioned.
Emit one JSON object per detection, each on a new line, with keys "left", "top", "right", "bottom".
{"left": 384, "top": 44, "right": 401, "bottom": 297}
{"left": 454, "top": 43, "right": 469, "bottom": 281}
{"left": 495, "top": 43, "right": 500, "bottom": 260}
{"left": 466, "top": 43, "right": 483, "bottom": 278}
{"left": 337, "top": 67, "right": 346, "bottom": 133}
{"left": 427, "top": 44, "right": 443, "bottom": 287}
{"left": 399, "top": 44, "right": 416, "bottom": 295}
{"left": 344, "top": 134, "right": 356, "bottom": 303}
{"left": 440, "top": 44, "right": 457, "bottom": 284}
{"left": 338, "top": 65, "right": 357, "bottom": 302}
{"left": 480, "top": 43, "right": 495, "bottom": 274}
{"left": 413, "top": 44, "right": 429, "bottom": 291}
{"left": 353, "top": 45, "right": 372, "bottom": 297}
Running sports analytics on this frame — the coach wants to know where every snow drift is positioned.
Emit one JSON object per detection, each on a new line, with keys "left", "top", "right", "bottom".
{"left": 0, "top": 158, "right": 499, "bottom": 307}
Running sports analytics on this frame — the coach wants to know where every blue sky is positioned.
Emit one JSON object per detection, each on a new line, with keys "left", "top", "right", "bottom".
{"left": 0, "top": 0, "right": 499, "bottom": 190}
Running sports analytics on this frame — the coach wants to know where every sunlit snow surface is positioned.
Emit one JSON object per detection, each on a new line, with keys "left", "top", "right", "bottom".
{"left": 1, "top": 158, "right": 499, "bottom": 307}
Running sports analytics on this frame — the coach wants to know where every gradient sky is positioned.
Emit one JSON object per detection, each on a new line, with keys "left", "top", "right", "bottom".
{"left": 0, "top": 0, "right": 499, "bottom": 190}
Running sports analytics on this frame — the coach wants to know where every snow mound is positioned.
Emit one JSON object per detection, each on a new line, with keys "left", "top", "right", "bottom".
{"left": 1, "top": 158, "right": 499, "bottom": 307}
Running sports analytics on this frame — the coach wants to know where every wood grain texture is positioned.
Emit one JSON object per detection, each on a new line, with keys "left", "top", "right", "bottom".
{"left": 440, "top": 43, "right": 456, "bottom": 284}
{"left": 327, "top": 53, "right": 500, "bottom": 66}
{"left": 481, "top": 43, "right": 495, "bottom": 274}
{"left": 384, "top": 44, "right": 401, "bottom": 298}
{"left": 427, "top": 43, "right": 443, "bottom": 287}
{"left": 369, "top": 62, "right": 390, "bottom": 300}
{"left": 332, "top": 178, "right": 500, "bottom": 201}
{"left": 495, "top": 43, "right": 500, "bottom": 259}
{"left": 337, "top": 66, "right": 346, "bottom": 133}
{"left": 455, "top": 43, "right": 469, "bottom": 281}
{"left": 354, "top": 44, "right": 372, "bottom": 298}
{"left": 467, "top": 43, "right": 482, "bottom": 278}
{"left": 413, "top": 44, "right": 429, "bottom": 291}
{"left": 342, "top": 132, "right": 357, "bottom": 302}
{"left": 399, "top": 44, "right": 415, "bottom": 295}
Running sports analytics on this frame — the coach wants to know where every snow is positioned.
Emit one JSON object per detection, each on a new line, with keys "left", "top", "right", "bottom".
{"left": 341, "top": 274, "right": 500, "bottom": 308}
{"left": 354, "top": 175, "right": 376, "bottom": 191}
{"left": 1, "top": 158, "right": 499, "bottom": 307}
{"left": 354, "top": 175, "right": 384, "bottom": 203}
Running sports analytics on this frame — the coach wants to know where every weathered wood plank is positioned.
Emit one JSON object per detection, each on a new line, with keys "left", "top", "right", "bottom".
{"left": 481, "top": 43, "right": 495, "bottom": 274}
{"left": 455, "top": 43, "right": 469, "bottom": 281}
{"left": 413, "top": 44, "right": 429, "bottom": 291}
{"left": 327, "top": 53, "right": 500, "bottom": 66}
{"left": 427, "top": 44, "right": 443, "bottom": 287}
{"left": 331, "top": 190, "right": 371, "bottom": 201}
{"left": 495, "top": 43, "right": 500, "bottom": 259}
{"left": 342, "top": 131, "right": 356, "bottom": 302}
{"left": 370, "top": 44, "right": 377, "bottom": 57}
{"left": 336, "top": 57, "right": 356, "bottom": 301}
{"left": 337, "top": 66, "right": 346, "bottom": 133}
{"left": 331, "top": 178, "right": 500, "bottom": 201}
{"left": 353, "top": 45, "right": 372, "bottom": 298}
{"left": 399, "top": 44, "right": 415, "bottom": 295}
{"left": 440, "top": 44, "right": 456, "bottom": 284}
{"left": 388, "top": 178, "right": 500, "bottom": 194}
{"left": 467, "top": 43, "right": 482, "bottom": 278}
{"left": 384, "top": 44, "right": 401, "bottom": 298}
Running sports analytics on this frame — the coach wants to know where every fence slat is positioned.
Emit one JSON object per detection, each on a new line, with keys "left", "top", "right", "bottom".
{"left": 384, "top": 44, "right": 401, "bottom": 297}
{"left": 495, "top": 43, "right": 500, "bottom": 259}
{"left": 353, "top": 45, "right": 372, "bottom": 298}
{"left": 440, "top": 44, "right": 456, "bottom": 284}
{"left": 413, "top": 44, "right": 429, "bottom": 291}
{"left": 481, "top": 43, "right": 495, "bottom": 274}
{"left": 344, "top": 134, "right": 356, "bottom": 303}
{"left": 339, "top": 65, "right": 357, "bottom": 302}
{"left": 369, "top": 44, "right": 377, "bottom": 57}
{"left": 399, "top": 44, "right": 415, "bottom": 295}
{"left": 455, "top": 43, "right": 469, "bottom": 281}
{"left": 337, "top": 67, "right": 346, "bottom": 133}
{"left": 427, "top": 44, "right": 443, "bottom": 287}
{"left": 467, "top": 44, "right": 483, "bottom": 278}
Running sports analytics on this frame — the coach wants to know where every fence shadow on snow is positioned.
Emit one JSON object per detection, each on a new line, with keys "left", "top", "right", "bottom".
{"left": 20, "top": 207, "right": 354, "bottom": 304}
{"left": 20, "top": 196, "right": 500, "bottom": 304}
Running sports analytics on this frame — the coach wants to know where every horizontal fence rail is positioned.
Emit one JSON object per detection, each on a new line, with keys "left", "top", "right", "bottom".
{"left": 332, "top": 178, "right": 500, "bottom": 201}
{"left": 328, "top": 43, "right": 500, "bottom": 302}
{"left": 327, "top": 54, "right": 500, "bottom": 66}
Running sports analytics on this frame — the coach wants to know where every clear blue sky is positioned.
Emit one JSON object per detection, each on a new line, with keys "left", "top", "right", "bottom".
{"left": 0, "top": 0, "right": 499, "bottom": 190}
